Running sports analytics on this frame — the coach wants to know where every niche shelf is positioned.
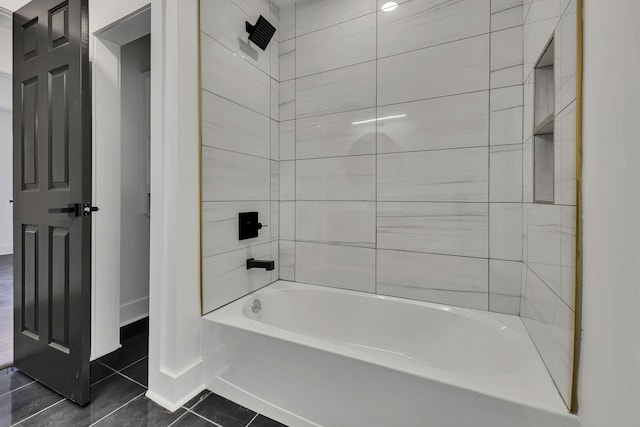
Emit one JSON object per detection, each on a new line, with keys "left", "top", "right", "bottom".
{"left": 533, "top": 37, "right": 555, "bottom": 204}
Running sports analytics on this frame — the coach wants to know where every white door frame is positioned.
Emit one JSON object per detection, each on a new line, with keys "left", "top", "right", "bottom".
{"left": 90, "top": 4, "right": 151, "bottom": 360}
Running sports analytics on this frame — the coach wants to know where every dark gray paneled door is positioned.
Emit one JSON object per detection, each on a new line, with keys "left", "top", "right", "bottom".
{"left": 13, "top": 0, "right": 92, "bottom": 405}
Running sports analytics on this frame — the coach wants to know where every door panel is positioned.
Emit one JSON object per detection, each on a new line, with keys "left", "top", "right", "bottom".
{"left": 13, "top": 0, "right": 92, "bottom": 405}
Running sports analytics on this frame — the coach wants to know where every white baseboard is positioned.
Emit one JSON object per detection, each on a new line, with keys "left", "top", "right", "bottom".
{"left": 146, "top": 358, "right": 205, "bottom": 412}
{"left": 0, "top": 246, "right": 12, "bottom": 256}
{"left": 120, "top": 297, "right": 149, "bottom": 326}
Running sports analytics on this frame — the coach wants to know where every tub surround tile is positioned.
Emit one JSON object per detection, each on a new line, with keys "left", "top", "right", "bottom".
{"left": 202, "top": 147, "right": 271, "bottom": 202}
{"left": 296, "top": 242, "right": 375, "bottom": 293}
{"left": 296, "top": 14, "right": 376, "bottom": 78}
{"left": 490, "top": 203, "right": 523, "bottom": 261}
{"left": 277, "top": 3, "right": 295, "bottom": 42}
{"left": 490, "top": 144, "right": 523, "bottom": 202}
{"left": 271, "top": 160, "right": 280, "bottom": 202}
{"left": 279, "top": 240, "right": 295, "bottom": 281}
{"left": 490, "top": 26, "right": 524, "bottom": 89}
{"left": 377, "top": 249, "right": 489, "bottom": 310}
{"left": 230, "top": 0, "right": 270, "bottom": 22}
{"left": 296, "top": 201, "right": 376, "bottom": 248}
{"left": 521, "top": 267, "right": 574, "bottom": 407}
{"left": 377, "top": 0, "right": 490, "bottom": 59}
{"left": 296, "top": 156, "right": 376, "bottom": 201}
{"left": 491, "top": 0, "right": 524, "bottom": 31}
{"left": 200, "top": 0, "right": 271, "bottom": 76}
{"left": 279, "top": 202, "right": 295, "bottom": 241}
{"left": 296, "top": 61, "right": 376, "bottom": 118}
{"left": 490, "top": 85, "right": 524, "bottom": 146}
{"left": 279, "top": 39, "right": 296, "bottom": 82}
{"left": 376, "top": 91, "right": 489, "bottom": 154}
{"left": 271, "top": 79, "right": 280, "bottom": 121}
{"left": 201, "top": 34, "right": 270, "bottom": 117}
{"left": 279, "top": 161, "right": 295, "bottom": 201}
{"left": 295, "top": 0, "right": 376, "bottom": 37}
{"left": 554, "top": 1, "right": 577, "bottom": 115}
{"left": 377, "top": 147, "right": 489, "bottom": 202}
{"left": 296, "top": 108, "right": 376, "bottom": 159}
{"left": 202, "top": 91, "right": 271, "bottom": 159}
{"left": 523, "top": 2, "right": 563, "bottom": 78}
{"left": 554, "top": 102, "right": 577, "bottom": 206}
{"left": 489, "top": 259, "right": 522, "bottom": 315}
{"left": 279, "top": 120, "right": 296, "bottom": 161}
{"left": 203, "top": 243, "right": 274, "bottom": 313}
{"left": 270, "top": 120, "right": 279, "bottom": 161}
{"left": 202, "top": 202, "right": 271, "bottom": 257}
{"left": 377, "top": 35, "right": 489, "bottom": 106}
{"left": 279, "top": 79, "right": 295, "bottom": 121}
{"left": 377, "top": 202, "right": 489, "bottom": 258}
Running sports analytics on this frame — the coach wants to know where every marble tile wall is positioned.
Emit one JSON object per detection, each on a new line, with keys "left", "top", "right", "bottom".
{"left": 521, "top": 0, "right": 577, "bottom": 409}
{"left": 200, "top": 0, "right": 280, "bottom": 314}
{"left": 276, "top": 0, "right": 525, "bottom": 315}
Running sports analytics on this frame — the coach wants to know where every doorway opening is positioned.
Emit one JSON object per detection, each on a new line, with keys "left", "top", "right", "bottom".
{"left": 0, "top": 70, "right": 12, "bottom": 369}
{"left": 91, "top": 5, "right": 152, "bottom": 362}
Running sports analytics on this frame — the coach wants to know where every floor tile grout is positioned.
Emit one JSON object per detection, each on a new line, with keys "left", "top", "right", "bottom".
{"left": 88, "top": 391, "right": 147, "bottom": 427}
{"left": 0, "top": 380, "right": 36, "bottom": 399}
{"left": 245, "top": 413, "right": 260, "bottom": 427}
{"left": 9, "top": 397, "right": 66, "bottom": 427}
{"left": 187, "top": 409, "right": 225, "bottom": 427}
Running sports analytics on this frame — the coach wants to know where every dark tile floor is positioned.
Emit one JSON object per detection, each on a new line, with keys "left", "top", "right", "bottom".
{"left": 0, "top": 319, "right": 288, "bottom": 427}
{"left": 0, "top": 255, "right": 13, "bottom": 369}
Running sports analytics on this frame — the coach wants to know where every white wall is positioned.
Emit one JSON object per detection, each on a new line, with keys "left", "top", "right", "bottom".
{"left": 120, "top": 35, "right": 150, "bottom": 325}
{"left": 0, "top": 8, "right": 10, "bottom": 75}
{"left": 580, "top": 1, "right": 640, "bottom": 426}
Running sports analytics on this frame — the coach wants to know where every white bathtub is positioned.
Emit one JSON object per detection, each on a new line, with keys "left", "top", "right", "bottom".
{"left": 202, "top": 281, "right": 579, "bottom": 427}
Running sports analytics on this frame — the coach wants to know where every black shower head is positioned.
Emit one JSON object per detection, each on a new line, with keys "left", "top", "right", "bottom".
{"left": 246, "top": 15, "right": 276, "bottom": 51}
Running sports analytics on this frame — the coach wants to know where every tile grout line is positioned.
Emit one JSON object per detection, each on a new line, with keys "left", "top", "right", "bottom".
{"left": 9, "top": 397, "right": 66, "bottom": 427}
{"left": 374, "top": 0, "right": 379, "bottom": 296}
{"left": 187, "top": 409, "right": 225, "bottom": 427}
{"left": 245, "top": 413, "right": 260, "bottom": 427}
{"left": 292, "top": 0, "right": 297, "bottom": 283}
{"left": 0, "top": 380, "right": 36, "bottom": 399}
{"left": 87, "top": 391, "right": 146, "bottom": 427}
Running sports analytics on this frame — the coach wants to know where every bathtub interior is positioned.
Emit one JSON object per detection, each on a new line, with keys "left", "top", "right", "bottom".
{"left": 205, "top": 281, "right": 574, "bottom": 419}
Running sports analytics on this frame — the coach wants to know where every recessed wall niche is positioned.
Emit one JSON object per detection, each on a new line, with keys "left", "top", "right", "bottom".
{"left": 533, "top": 37, "right": 555, "bottom": 204}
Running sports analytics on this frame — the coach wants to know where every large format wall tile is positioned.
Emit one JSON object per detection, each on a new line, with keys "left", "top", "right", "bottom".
{"left": 296, "top": 201, "right": 376, "bottom": 248}
{"left": 295, "top": 0, "right": 376, "bottom": 36}
{"left": 296, "top": 108, "right": 377, "bottom": 159}
{"left": 554, "top": 0, "right": 577, "bottom": 115}
{"left": 201, "top": 0, "right": 271, "bottom": 75}
{"left": 490, "top": 144, "right": 523, "bottom": 202}
{"left": 489, "top": 259, "right": 522, "bottom": 315}
{"left": 521, "top": 267, "right": 574, "bottom": 406}
{"left": 377, "top": 250, "right": 489, "bottom": 310}
{"left": 203, "top": 242, "right": 275, "bottom": 313}
{"left": 378, "top": 147, "right": 489, "bottom": 202}
{"left": 297, "top": 61, "right": 376, "bottom": 118}
{"left": 279, "top": 240, "right": 295, "bottom": 281}
{"left": 554, "top": 101, "right": 577, "bottom": 206}
{"left": 296, "top": 14, "right": 376, "bottom": 78}
{"left": 378, "top": 35, "right": 489, "bottom": 106}
{"left": 490, "top": 26, "right": 523, "bottom": 88}
{"left": 377, "top": 0, "right": 490, "bottom": 58}
{"left": 202, "top": 147, "right": 270, "bottom": 201}
{"left": 377, "top": 202, "right": 489, "bottom": 258}
{"left": 491, "top": 0, "right": 524, "bottom": 31}
{"left": 201, "top": 34, "right": 270, "bottom": 116}
{"left": 202, "top": 201, "right": 272, "bottom": 257}
{"left": 296, "top": 242, "right": 375, "bottom": 293}
{"left": 296, "top": 155, "right": 376, "bottom": 201}
{"left": 377, "top": 91, "right": 489, "bottom": 154}
{"left": 202, "top": 91, "right": 271, "bottom": 158}
{"left": 490, "top": 85, "right": 523, "bottom": 146}
{"left": 490, "top": 203, "right": 523, "bottom": 261}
